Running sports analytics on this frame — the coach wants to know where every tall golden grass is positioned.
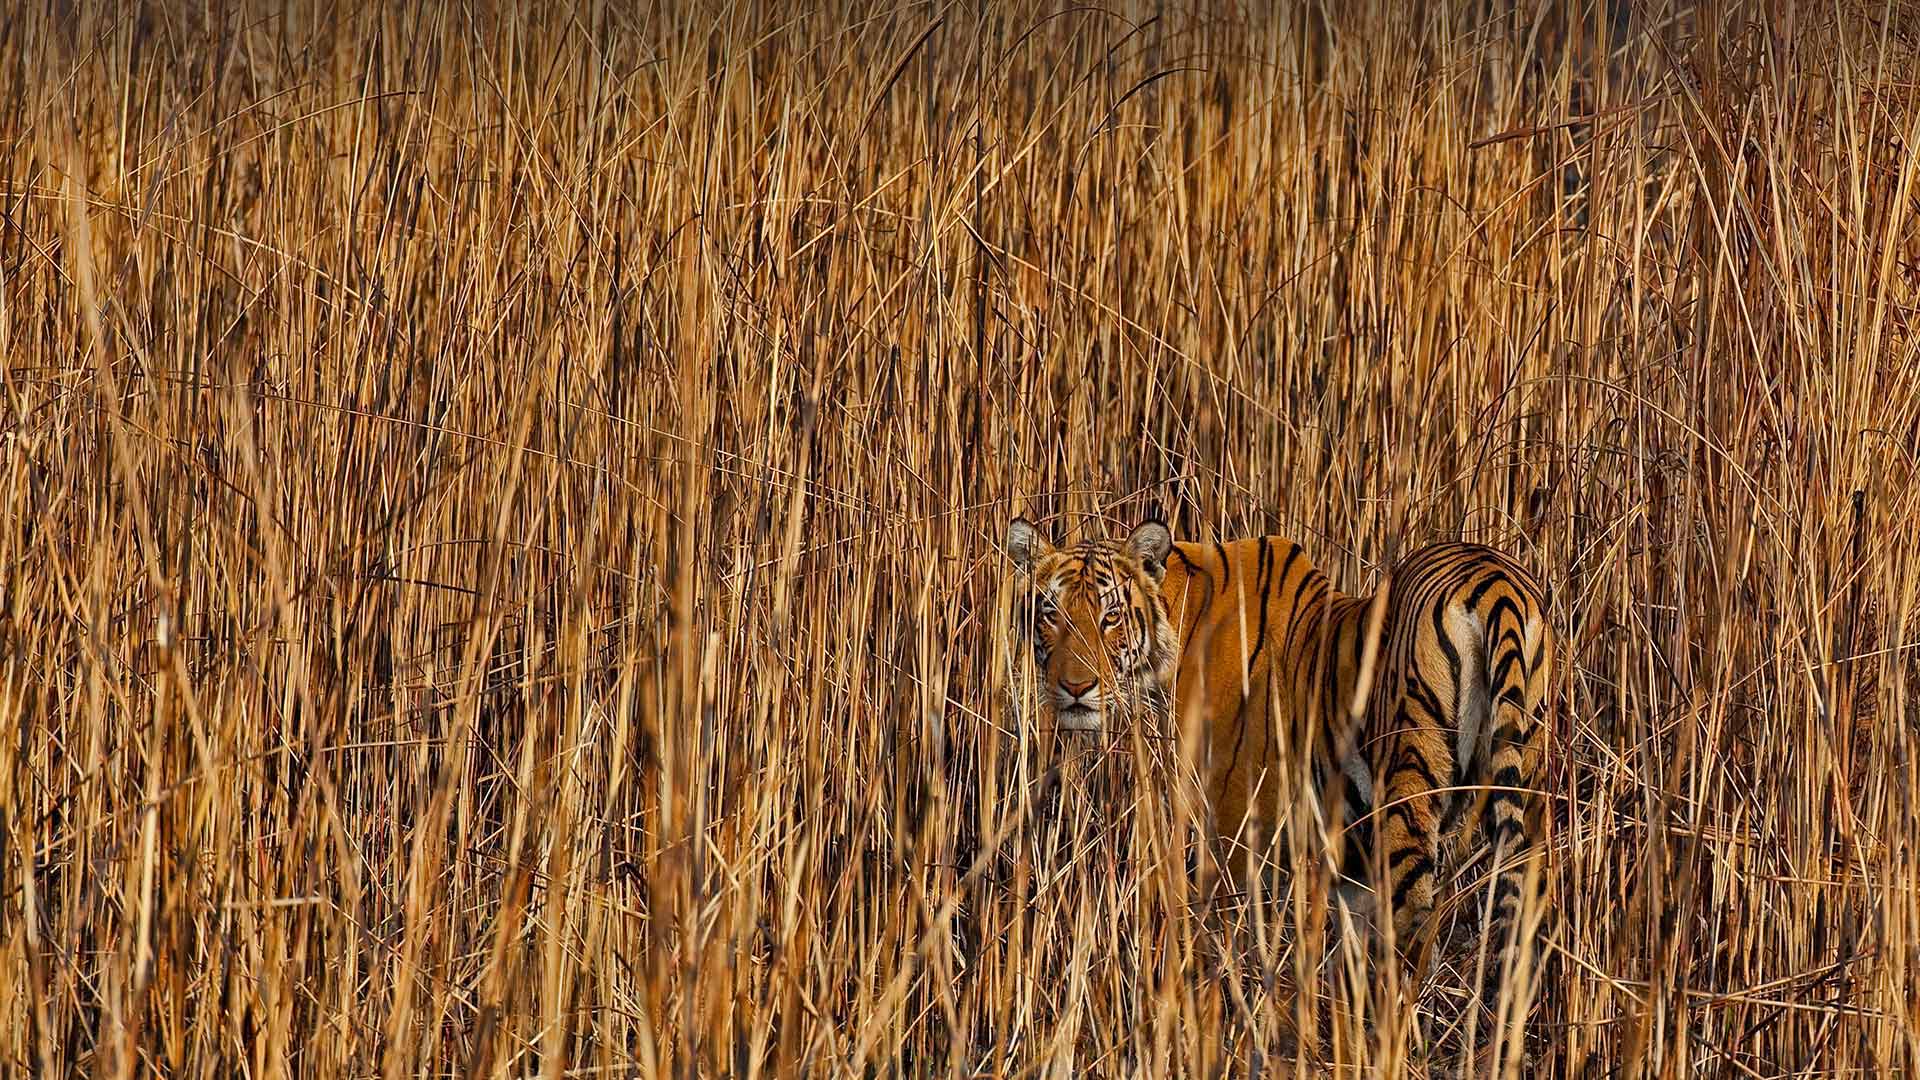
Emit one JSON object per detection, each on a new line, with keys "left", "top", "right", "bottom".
{"left": 3, "top": 1, "right": 1917, "bottom": 1075}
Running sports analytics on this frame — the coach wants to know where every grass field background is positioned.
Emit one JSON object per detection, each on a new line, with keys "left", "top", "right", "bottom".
{"left": 4, "top": 2, "right": 1918, "bottom": 1076}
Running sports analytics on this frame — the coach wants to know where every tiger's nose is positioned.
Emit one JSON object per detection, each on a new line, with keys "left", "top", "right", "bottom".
{"left": 1060, "top": 677, "right": 1097, "bottom": 699}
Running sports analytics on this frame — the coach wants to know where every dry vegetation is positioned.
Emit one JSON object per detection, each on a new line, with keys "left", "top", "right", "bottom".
{"left": 4, "top": 1, "right": 1919, "bottom": 1076}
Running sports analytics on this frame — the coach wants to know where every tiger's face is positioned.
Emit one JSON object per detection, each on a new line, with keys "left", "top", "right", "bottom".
{"left": 1005, "top": 517, "right": 1178, "bottom": 731}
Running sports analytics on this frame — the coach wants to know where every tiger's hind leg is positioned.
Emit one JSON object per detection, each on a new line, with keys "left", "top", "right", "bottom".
{"left": 1475, "top": 615, "right": 1550, "bottom": 992}
{"left": 1374, "top": 675, "right": 1454, "bottom": 970}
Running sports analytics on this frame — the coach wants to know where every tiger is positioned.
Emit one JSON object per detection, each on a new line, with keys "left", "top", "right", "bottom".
{"left": 1004, "top": 515, "right": 1552, "bottom": 972}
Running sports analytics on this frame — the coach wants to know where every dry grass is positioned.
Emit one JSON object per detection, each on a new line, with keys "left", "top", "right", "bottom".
{"left": 4, "top": 1, "right": 1919, "bottom": 1076}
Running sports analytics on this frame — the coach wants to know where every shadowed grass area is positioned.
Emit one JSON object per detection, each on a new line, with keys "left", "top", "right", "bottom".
{"left": 3, "top": 2, "right": 1916, "bottom": 1075}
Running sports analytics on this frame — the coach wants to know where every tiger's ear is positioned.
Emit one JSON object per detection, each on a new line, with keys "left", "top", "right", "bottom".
{"left": 1006, "top": 516, "right": 1052, "bottom": 573}
{"left": 1128, "top": 519, "right": 1173, "bottom": 580}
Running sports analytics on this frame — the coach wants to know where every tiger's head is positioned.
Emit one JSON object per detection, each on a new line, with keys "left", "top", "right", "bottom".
{"left": 1005, "top": 516, "right": 1179, "bottom": 731}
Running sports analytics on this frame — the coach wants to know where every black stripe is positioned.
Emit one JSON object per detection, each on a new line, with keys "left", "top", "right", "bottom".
{"left": 1322, "top": 642, "right": 1341, "bottom": 730}
{"left": 1491, "top": 719, "right": 1530, "bottom": 743}
{"left": 1388, "top": 844, "right": 1428, "bottom": 869}
{"left": 1383, "top": 801, "right": 1425, "bottom": 835}
{"left": 1404, "top": 678, "right": 1448, "bottom": 727}
{"left": 1490, "top": 764, "right": 1524, "bottom": 789}
{"left": 1246, "top": 538, "right": 1277, "bottom": 672}
{"left": 1496, "top": 687, "right": 1527, "bottom": 710}
{"left": 1276, "top": 542, "right": 1303, "bottom": 588}
{"left": 1391, "top": 857, "right": 1434, "bottom": 908}
{"left": 1347, "top": 607, "right": 1367, "bottom": 703}
{"left": 1390, "top": 749, "right": 1443, "bottom": 793}
{"left": 1486, "top": 787, "right": 1527, "bottom": 811}
{"left": 1215, "top": 542, "right": 1231, "bottom": 586}
{"left": 1439, "top": 776, "right": 1469, "bottom": 834}
{"left": 1482, "top": 776, "right": 1528, "bottom": 803}
{"left": 1168, "top": 546, "right": 1202, "bottom": 575}
{"left": 1430, "top": 602, "right": 1462, "bottom": 693}
{"left": 1323, "top": 609, "right": 1347, "bottom": 728}
{"left": 1225, "top": 696, "right": 1252, "bottom": 784}
{"left": 1283, "top": 575, "right": 1326, "bottom": 645}
{"left": 1431, "top": 552, "right": 1475, "bottom": 591}
{"left": 1489, "top": 647, "right": 1526, "bottom": 691}
{"left": 1464, "top": 567, "right": 1505, "bottom": 608}
{"left": 1350, "top": 603, "right": 1368, "bottom": 663}
{"left": 1166, "top": 545, "right": 1213, "bottom": 639}
{"left": 1484, "top": 594, "right": 1522, "bottom": 633}
{"left": 1486, "top": 815, "right": 1526, "bottom": 842}
{"left": 1271, "top": 545, "right": 1307, "bottom": 647}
